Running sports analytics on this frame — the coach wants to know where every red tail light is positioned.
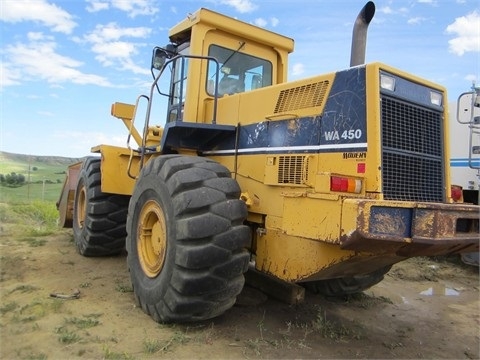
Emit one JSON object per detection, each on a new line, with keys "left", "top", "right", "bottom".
{"left": 330, "top": 176, "right": 362, "bottom": 193}
{"left": 451, "top": 185, "right": 463, "bottom": 202}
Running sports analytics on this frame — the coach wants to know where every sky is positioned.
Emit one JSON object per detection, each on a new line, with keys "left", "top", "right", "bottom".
{"left": 1, "top": 0, "right": 479, "bottom": 158}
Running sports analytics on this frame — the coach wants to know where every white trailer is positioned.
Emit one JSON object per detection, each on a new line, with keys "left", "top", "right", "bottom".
{"left": 450, "top": 86, "right": 480, "bottom": 265}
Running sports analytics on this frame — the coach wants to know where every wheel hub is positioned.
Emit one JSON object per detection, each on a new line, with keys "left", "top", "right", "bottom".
{"left": 76, "top": 186, "right": 86, "bottom": 229}
{"left": 137, "top": 200, "right": 167, "bottom": 278}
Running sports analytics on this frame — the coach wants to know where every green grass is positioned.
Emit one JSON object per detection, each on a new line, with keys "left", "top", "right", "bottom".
{"left": 14, "top": 201, "right": 59, "bottom": 235}
{"left": 0, "top": 301, "right": 19, "bottom": 315}
{"left": 65, "top": 315, "right": 101, "bottom": 329}
{"left": 143, "top": 338, "right": 162, "bottom": 354}
{"left": 102, "top": 346, "right": 135, "bottom": 360}
{"left": 12, "top": 201, "right": 59, "bottom": 225}
{"left": 1, "top": 200, "right": 60, "bottom": 238}
{"left": 55, "top": 326, "right": 81, "bottom": 344}
{"left": 0, "top": 183, "right": 64, "bottom": 203}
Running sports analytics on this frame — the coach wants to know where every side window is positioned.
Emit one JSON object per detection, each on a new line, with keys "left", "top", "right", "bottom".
{"left": 207, "top": 45, "right": 272, "bottom": 96}
{"left": 171, "top": 57, "right": 188, "bottom": 106}
{"left": 168, "top": 46, "right": 189, "bottom": 122}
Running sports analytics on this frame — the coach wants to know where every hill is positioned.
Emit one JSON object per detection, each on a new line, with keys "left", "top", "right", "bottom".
{"left": 0, "top": 151, "right": 82, "bottom": 167}
{"left": 0, "top": 151, "right": 85, "bottom": 203}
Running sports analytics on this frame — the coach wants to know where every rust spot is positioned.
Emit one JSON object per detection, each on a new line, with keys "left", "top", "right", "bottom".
{"left": 371, "top": 213, "right": 407, "bottom": 235}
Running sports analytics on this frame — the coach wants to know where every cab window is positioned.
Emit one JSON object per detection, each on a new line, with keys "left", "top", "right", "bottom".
{"left": 207, "top": 44, "right": 272, "bottom": 96}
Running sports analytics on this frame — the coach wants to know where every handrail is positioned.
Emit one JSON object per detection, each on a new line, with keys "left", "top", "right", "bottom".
{"left": 126, "top": 94, "right": 149, "bottom": 150}
{"left": 139, "top": 54, "right": 221, "bottom": 170}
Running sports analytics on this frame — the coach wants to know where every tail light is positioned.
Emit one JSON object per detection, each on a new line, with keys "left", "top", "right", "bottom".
{"left": 331, "top": 176, "right": 362, "bottom": 193}
{"left": 451, "top": 185, "right": 463, "bottom": 203}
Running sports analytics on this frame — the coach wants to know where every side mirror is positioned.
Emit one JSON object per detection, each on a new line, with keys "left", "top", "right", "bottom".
{"left": 152, "top": 47, "right": 168, "bottom": 70}
{"left": 457, "top": 88, "right": 480, "bottom": 124}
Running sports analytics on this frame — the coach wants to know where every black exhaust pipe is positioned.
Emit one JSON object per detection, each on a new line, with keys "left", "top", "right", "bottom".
{"left": 350, "top": 1, "right": 376, "bottom": 67}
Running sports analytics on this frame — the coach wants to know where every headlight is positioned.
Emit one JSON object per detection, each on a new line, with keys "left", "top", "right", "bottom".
{"left": 380, "top": 74, "right": 396, "bottom": 91}
{"left": 430, "top": 91, "right": 443, "bottom": 106}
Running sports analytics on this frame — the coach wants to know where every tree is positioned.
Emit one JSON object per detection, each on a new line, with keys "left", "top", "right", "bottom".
{"left": 3, "top": 172, "right": 26, "bottom": 187}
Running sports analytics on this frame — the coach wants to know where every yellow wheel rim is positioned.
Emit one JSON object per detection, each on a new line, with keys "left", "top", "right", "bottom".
{"left": 137, "top": 200, "right": 167, "bottom": 278}
{"left": 76, "top": 185, "right": 86, "bottom": 229}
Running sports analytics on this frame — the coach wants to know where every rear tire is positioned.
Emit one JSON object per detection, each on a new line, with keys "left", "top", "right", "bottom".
{"left": 303, "top": 266, "right": 391, "bottom": 297}
{"left": 126, "top": 155, "right": 251, "bottom": 323}
{"left": 72, "top": 157, "right": 130, "bottom": 256}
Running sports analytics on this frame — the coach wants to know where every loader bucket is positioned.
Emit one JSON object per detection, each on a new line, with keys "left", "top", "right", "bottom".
{"left": 56, "top": 162, "right": 82, "bottom": 228}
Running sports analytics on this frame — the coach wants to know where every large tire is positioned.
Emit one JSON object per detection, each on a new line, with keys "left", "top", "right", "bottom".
{"left": 303, "top": 266, "right": 391, "bottom": 297}
{"left": 72, "top": 157, "right": 130, "bottom": 256}
{"left": 126, "top": 155, "right": 251, "bottom": 323}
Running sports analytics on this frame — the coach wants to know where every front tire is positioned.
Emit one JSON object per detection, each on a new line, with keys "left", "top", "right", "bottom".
{"left": 126, "top": 155, "right": 251, "bottom": 323}
{"left": 72, "top": 157, "right": 130, "bottom": 256}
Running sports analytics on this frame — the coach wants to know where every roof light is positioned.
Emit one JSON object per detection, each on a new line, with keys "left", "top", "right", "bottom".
{"left": 430, "top": 91, "right": 443, "bottom": 106}
{"left": 380, "top": 74, "right": 396, "bottom": 91}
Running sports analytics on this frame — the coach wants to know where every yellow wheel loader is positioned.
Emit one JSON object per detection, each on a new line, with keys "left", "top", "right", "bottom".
{"left": 57, "top": 2, "right": 479, "bottom": 323}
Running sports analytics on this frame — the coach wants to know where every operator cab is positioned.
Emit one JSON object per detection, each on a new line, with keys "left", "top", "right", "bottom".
{"left": 149, "top": 8, "right": 294, "bottom": 127}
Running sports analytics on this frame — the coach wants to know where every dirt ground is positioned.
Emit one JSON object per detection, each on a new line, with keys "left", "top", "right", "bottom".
{"left": 1, "top": 217, "right": 479, "bottom": 359}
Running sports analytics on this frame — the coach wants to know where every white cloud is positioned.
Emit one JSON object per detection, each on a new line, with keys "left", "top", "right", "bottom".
{"left": 378, "top": 5, "right": 410, "bottom": 16}
{"left": 464, "top": 74, "right": 477, "bottom": 83}
{"left": 86, "top": 0, "right": 109, "bottom": 12}
{"left": 2, "top": 36, "right": 111, "bottom": 88}
{"left": 53, "top": 130, "right": 126, "bottom": 152}
{"left": 80, "top": 23, "right": 151, "bottom": 75}
{"left": 292, "top": 63, "right": 305, "bottom": 77}
{"left": 92, "top": 42, "right": 137, "bottom": 61}
{"left": 85, "top": 0, "right": 159, "bottom": 17}
{"left": 85, "top": 22, "right": 151, "bottom": 42}
{"left": 446, "top": 11, "right": 480, "bottom": 56}
{"left": 254, "top": 18, "right": 267, "bottom": 27}
{"left": 27, "top": 32, "right": 47, "bottom": 41}
{"left": 253, "top": 17, "right": 279, "bottom": 28}
{"left": 0, "top": 62, "right": 22, "bottom": 88}
{"left": 0, "top": 0, "right": 77, "bottom": 34}
{"left": 407, "top": 17, "right": 426, "bottom": 25}
{"left": 221, "top": 0, "right": 257, "bottom": 13}
{"left": 379, "top": 6, "right": 393, "bottom": 15}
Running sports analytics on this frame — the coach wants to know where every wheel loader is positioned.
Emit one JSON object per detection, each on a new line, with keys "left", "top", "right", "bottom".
{"left": 57, "top": 2, "right": 480, "bottom": 323}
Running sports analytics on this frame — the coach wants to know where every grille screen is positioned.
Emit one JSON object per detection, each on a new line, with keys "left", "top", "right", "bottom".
{"left": 381, "top": 96, "right": 444, "bottom": 202}
{"left": 278, "top": 156, "right": 308, "bottom": 185}
{"left": 274, "top": 81, "right": 329, "bottom": 113}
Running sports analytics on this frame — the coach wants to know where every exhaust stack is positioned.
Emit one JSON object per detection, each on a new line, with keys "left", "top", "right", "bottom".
{"left": 350, "top": 1, "right": 376, "bottom": 67}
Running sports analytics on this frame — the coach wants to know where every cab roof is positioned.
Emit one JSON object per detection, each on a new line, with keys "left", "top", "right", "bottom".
{"left": 169, "top": 8, "right": 294, "bottom": 53}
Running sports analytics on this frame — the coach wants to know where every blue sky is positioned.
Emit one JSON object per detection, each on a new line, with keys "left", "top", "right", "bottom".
{"left": 1, "top": 0, "right": 479, "bottom": 158}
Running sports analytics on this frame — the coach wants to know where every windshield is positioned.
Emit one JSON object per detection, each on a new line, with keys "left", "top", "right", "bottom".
{"left": 207, "top": 44, "right": 272, "bottom": 96}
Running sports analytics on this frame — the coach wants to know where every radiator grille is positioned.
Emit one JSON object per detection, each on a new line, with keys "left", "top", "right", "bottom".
{"left": 278, "top": 156, "right": 308, "bottom": 185}
{"left": 274, "top": 81, "right": 329, "bottom": 113}
{"left": 381, "top": 96, "right": 444, "bottom": 202}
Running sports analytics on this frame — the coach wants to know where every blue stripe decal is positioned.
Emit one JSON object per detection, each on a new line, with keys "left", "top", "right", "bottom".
{"left": 208, "top": 66, "right": 368, "bottom": 156}
{"left": 204, "top": 143, "right": 368, "bottom": 155}
{"left": 450, "top": 158, "right": 480, "bottom": 166}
